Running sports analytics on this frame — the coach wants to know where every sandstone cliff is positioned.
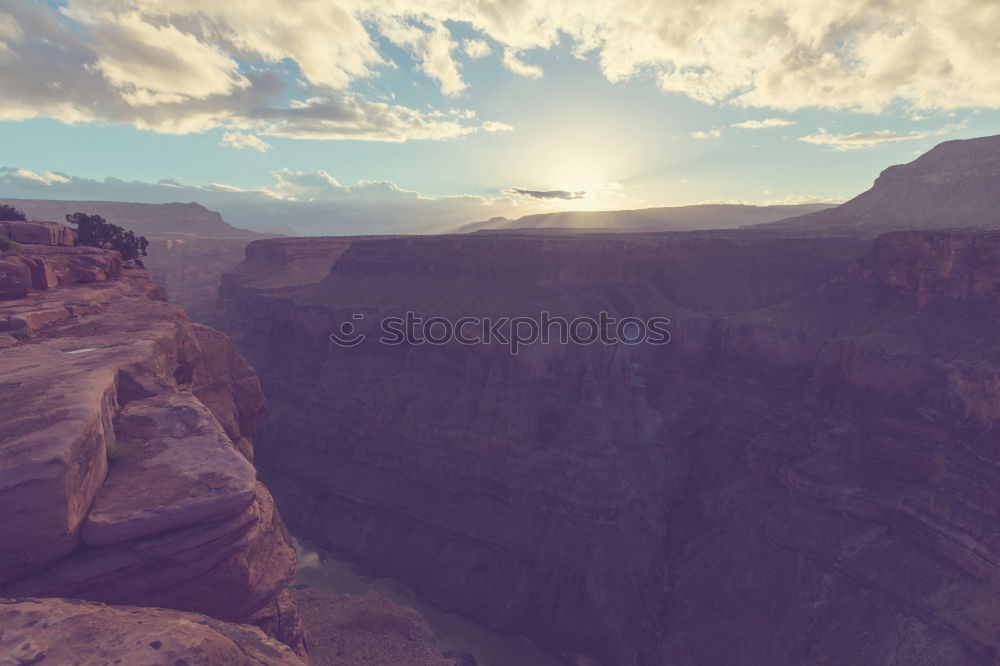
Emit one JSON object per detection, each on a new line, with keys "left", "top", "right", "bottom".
{"left": 0, "top": 226, "right": 306, "bottom": 661}
{"left": 761, "top": 134, "right": 1000, "bottom": 234}
{"left": 220, "top": 229, "right": 1000, "bottom": 665}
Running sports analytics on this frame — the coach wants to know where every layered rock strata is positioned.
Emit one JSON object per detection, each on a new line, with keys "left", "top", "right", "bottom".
{"left": 0, "top": 235, "right": 306, "bottom": 658}
{"left": 0, "top": 597, "right": 306, "bottom": 665}
{"left": 221, "top": 229, "right": 1000, "bottom": 665}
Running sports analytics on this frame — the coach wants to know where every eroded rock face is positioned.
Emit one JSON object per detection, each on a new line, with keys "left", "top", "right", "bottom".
{"left": 0, "top": 243, "right": 305, "bottom": 657}
{"left": 291, "top": 588, "right": 453, "bottom": 666}
{"left": 220, "top": 229, "right": 1000, "bottom": 665}
{"left": 765, "top": 134, "right": 1000, "bottom": 234}
{"left": 142, "top": 234, "right": 276, "bottom": 325}
{"left": 0, "top": 597, "right": 305, "bottom": 666}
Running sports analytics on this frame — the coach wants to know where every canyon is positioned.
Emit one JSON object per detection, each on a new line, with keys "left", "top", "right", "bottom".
{"left": 0, "top": 222, "right": 454, "bottom": 665}
{"left": 5, "top": 135, "right": 1000, "bottom": 665}
{"left": 217, "top": 226, "right": 1000, "bottom": 665}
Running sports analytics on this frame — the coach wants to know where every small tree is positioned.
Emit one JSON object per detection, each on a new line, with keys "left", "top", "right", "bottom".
{"left": 67, "top": 212, "right": 149, "bottom": 261}
{"left": 0, "top": 205, "right": 26, "bottom": 221}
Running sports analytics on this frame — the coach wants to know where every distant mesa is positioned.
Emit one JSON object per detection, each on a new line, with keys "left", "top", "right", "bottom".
{"left": 0, "top": 199, "right": 260, "bottom": 238}
{"left": 761, "top": 134, "right": 1000, "bottom": 234}
{"left": 458, "top": 202, "right": 835, "bottom": 233}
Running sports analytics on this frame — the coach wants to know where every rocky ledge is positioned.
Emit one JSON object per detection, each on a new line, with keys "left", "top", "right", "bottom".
{"left": 0, "top": 597, "right": 305, "bottom": 666}
{"left": 0, "top": 237, "right": 305, "bottom": 660}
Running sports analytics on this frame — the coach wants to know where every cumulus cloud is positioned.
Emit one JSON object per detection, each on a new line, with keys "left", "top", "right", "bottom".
{"left": 0, "top": 0, "right": 504, "bottom": 140}
{"left": 463, "top": 39, "right": 491, "bottom": 59}
{"left": 798, "top": 125, "right": 958, "bottom": 151}
{"left": 2, "top": 0, "right": 999, "bottom": 144}
{"left": 481, "top": 121, "right": 514, "bottom": 132}
{"left": 691, "top": 129, "right": 723, "bottom": 139}
{"left": 0, "top": 166, "right": 540, "bottom": 235}
{"left": 501, "top": 49, "right": 544, "bottom": 79}
{"left": 375, "top": 16, "right": 466, "bottom": 95}
{"left": 220, "top": 131, "right": 271, "bottom": 152}
{"left": 732, "top": 118, "right": 796, "bottom": 129}
{"left": 502, "top": 187, "right": 585, "bottom": 200}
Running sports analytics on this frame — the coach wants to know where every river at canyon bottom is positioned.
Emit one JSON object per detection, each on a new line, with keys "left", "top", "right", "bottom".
{"left": 292, "top": 537, "right": 566, "bottom": 666}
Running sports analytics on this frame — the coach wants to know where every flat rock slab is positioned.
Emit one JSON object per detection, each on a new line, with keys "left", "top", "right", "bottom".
{"left": 0, "top": 597, "right": 305, "bottom": 665}
{"left": 82, "top": 393, "right": 257, "bottom": 546}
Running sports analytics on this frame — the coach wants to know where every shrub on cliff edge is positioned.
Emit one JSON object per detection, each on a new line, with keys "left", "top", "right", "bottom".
{"left": 0, "top": 205, "right": 26, "bottom": 221}
{"left": 67, "top": 212, "right": 149, "bottom": 261}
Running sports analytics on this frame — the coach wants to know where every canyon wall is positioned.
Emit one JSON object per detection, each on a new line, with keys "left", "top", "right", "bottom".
{"left": 143, "top": 234, "right": 273, "bottom": 325}
{"left": 214, "top": 230, "right": 1000, "bottom": 665}
{"left": 220, "top": 229, "right": 1000, "bottom": 665}
{"left": 0, "top": 231, "right": 306, "bottom": 661}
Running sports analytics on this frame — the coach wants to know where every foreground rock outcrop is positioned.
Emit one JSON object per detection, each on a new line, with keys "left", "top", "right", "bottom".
{"left": 0, "top": 232, "right": 306, "bottom": 658}
{"left": 291, "top": 588, "right": 455, "bottom": 666}
{"left": 0, "top": 597, "right": 305, "bottom": 665}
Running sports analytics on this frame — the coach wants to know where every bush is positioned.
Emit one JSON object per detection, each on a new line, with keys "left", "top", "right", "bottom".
{"left": 0, "top": 205, "right": 26, "bottom": 221}
{"left": 0, "top": 237, "right": 21, "bottom": 255}
{"left": 67, "top": 212, "right": 149, "bottom": 261}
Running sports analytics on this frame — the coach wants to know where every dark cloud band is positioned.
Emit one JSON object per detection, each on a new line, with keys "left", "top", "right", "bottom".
{"left": 503, "top": 187, "right": 585, "bottom": 200}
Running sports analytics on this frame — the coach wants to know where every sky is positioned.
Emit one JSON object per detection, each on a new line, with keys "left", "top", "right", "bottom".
{"left": 1, "top": 0, "right": 999, "bottom": 234}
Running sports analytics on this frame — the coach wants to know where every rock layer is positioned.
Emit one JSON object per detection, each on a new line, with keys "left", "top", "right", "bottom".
{"left": 221, "top": 229, "right": 1000, "bottom": 665}
{"left": 764, "top": 134, "right": 1000, "bottom": 234}
{"left": 0, "top": 597, "right": 305, "bottom": 665}
{"left": 0, "top": 240, "right": 305, "bottom": 656}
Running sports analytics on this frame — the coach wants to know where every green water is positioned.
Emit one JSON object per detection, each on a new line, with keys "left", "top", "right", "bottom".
{"left": 292, "top": 538, "right": 565, "bottom": 666}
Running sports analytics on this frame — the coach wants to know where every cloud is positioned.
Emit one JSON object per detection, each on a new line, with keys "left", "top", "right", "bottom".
{"left": 501, "top": 49, "right": 543, "bottom": 79}
{"left": 0, "top": 166, "right": 543, "bottom": 235}
{"left": 375, "top": 16, "right": 466, "bottom": 95}
{"left": 220, "top": 131, "right": 271, "bottom": 152}
{"left": 463, "top": 39, "right": 491, "bottom": 59}
{"left": 2, "top": 0, "right": 999, "bottom": 145}
{"left": 482, "top": 121, "right": 514, "bottom": 132}
{"left": 691, "top": 129, "right": 723, "bottom": 139}
{"left": 732, "top": 118, "right": 795, "bottom": 129}
{"left": 798, "top": 125, "right": 959, "bottom": 151}
{"left": 7, "top": 169, "right": 71, "bottom": 185}
{"left": 0, "top": 1, "right": 504, "bottom": 141}
{"left": 502, "top": 187, "right": 585, "bottom": 200}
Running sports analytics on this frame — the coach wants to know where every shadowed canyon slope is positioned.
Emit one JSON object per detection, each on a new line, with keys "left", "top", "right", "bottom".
{"left": 459, "top": 202, "right": 834, "bottom": 233}
{"left": 761, "top": 134, "right": 1000, "bottom": 235}
{"left": 215, "top": 230, "right": 1000, "bottom": 664}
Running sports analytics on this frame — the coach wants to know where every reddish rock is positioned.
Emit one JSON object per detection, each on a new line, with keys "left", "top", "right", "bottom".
{"left": 2, "top": 220, "right": 73, "bottom": 246}
{"left": 0, "top": 250, "right": 306, "bottom": 657}
{"left": 0, "top": 258, "right": 31, "bottom": 299}
{"left": 0, "top": 597, "right": 306, "bottom": 665}
{"left": 18, "top": 255, "right": 57, "bottom": 289}
{"left": 291, "top": 588, "right": 452, "bottom": 666}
